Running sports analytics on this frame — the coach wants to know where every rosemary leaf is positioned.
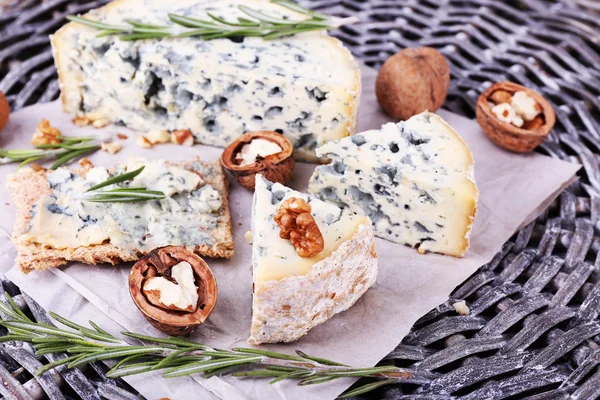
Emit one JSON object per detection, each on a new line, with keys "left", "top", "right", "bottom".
{"left": 50, "top": 146, "right": 100, "bottom": 170}
{"left": 337, "top": 379, "right": 398, "bottom": 399}
{"left": 238, "top": 5, "right": 300, "bottom": 26}
{"left": 162, "top": 356, "right": 262, "bottom": 378}
{"left": 271, "top": 0, "right": 329, "bottom": 20}
{"left": 86, "top": 166, "right": 144, "bottom": 192}
{"left": 124, "top": 19, "right": 169, "bottom": 29}
{"left": 66, "top": 15, "right": 126, "bottom": 31}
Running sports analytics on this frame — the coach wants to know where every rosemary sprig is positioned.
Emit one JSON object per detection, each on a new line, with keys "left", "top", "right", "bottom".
{"left": 66, "top": 0, "right": 359, "bottom": 41}
{"left": 82, "top": 166, "right": 166, "bottom": 203}
{"left": 0, "top": 295, "right": 411, "bottom": 398}
{"left": 0, "top": 135, "right": 100, "bottom": 169}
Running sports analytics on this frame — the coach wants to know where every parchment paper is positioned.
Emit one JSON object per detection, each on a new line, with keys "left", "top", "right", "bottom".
{"left": 0, "top": 65, "right": 581, "bottom": 400}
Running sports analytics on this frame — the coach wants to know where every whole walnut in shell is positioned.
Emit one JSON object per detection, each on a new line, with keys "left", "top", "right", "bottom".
{"left": 0, "top": 91, "right": 9, "bottom": 132}
{"left": 376, "top": 47, "right": 450, "bottom": 120}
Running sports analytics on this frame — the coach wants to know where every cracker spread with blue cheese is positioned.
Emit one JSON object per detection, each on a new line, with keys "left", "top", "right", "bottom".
{"left": 8, "top": 157, "right": 233, "bottom": 273}
{"left": 51, "top": 0, "right": 361, "bottom": 162}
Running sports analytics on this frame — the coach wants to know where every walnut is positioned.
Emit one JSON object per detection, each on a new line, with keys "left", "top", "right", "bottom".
{"left": 79, "top": 158, "right": 94, "bottom": 168}
{"left": 376, "top": 47, "right": 450, "bottom": 120}
{"left": 274, "top": 197, "right": 324, "bottom": 258}
{"left": 170, "top": 129, "right": 194, "bottom": 146}
{"left": 117, "top": 133, "right": 128, "bottom": 140}
{"left": 476, "top": 81, "right": 555, "bottom": 153}
{"left": 101, "top": 140, "right": 122, "bottom": 154}
{"left": 31, "top": 119, "right": 62, "bottom": 146}
{"left": 0, "top": 91, "right": 9, "bottom": 132}
{"left": 221, "top": 131, "right": 295, "bottom": 191}
{"left": 136, "top": 134, "right": 153, "bottom": 148}
{"left": 30, "top": 163, "right": 46, "bottom": 172}
{"left": 72, "top": 116, "right": 91, "bottom": 127}
{"left": 146, "top": 130, "right": 170, "bottom": 144}
{"left": 92, "top": 118, "right": 109, "bottom": 128}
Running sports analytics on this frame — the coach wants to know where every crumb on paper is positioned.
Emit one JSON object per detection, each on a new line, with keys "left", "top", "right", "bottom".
{"left": 117, "top": 133, "right": 128, "bottom": 140}
{"left": 136, "top": 135, "right": 153, "bottom": 149}
{"left": 244, "top": 231, "right": 253, "bottom": 244}
{"left": 101, "top": 140, "right": 122, "bottom": 154}
{"left": 31, "top": 119, "right": 61, "bottom": 146}
{"left": 453, "top": 300, "right": 470, "bottom": 316}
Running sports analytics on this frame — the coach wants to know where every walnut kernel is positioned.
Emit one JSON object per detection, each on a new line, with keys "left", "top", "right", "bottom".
{"left": 72, "top": 116, "right": 91, "bottom": 127}
{"left": 274, "top": 197, "right": 324, "bottom": 258}
{"left": 101, "top": 140, "right": 122, "bottom": 154}
{"left": 146, "top": 130, "right": 170, "bottom": 144}
{"left": 79, "top": 158, "right": 94, "bottom": 168}
{"left": 136, "top": 135, "right": 153, "bottom": 149}
{"left": 31, "top": 119, "right": 61, "bottom": 146}
{"left": 170, "top": 130, "right": 194, "bottom": 146}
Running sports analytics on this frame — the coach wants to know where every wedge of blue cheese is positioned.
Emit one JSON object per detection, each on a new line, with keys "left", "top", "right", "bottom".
{"left": 249, "top": 175, "right": 378, "bottom": 344}
{"left": 51, "top": 0, "right": 361, "bottom": 162}
{"left": 8, "top": 157, "right": 233, "bottom": 273}
{"left": 308, "top": 112, "right": 479, "bottom": 257}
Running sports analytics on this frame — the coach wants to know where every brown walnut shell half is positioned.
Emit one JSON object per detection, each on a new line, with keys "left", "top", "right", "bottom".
{"left": 475, "top": 81, "right": 555, "bottom": 153}
{"left": 129, "top": 246, "right": 218, "bottom": 336}
{"left": 221, "top": 131, "right": 295, "bottom": 191}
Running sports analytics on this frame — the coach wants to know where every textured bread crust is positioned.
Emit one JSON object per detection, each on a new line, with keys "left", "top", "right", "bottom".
{"left": 8, "top": 160, "right": 233, "bottom": 274}
{"left": 249, "top": 223, "right": 378, "bottom": 344}
{"left": 50, "top": 0, "right": 361, "bottom": 163}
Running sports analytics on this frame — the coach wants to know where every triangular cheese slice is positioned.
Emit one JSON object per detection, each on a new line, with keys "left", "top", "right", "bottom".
{"left": 309, "top": 111, "right": 478, "bottom": 257}
{"left": 249, "top": 175, "right": 378, "bottom": 344}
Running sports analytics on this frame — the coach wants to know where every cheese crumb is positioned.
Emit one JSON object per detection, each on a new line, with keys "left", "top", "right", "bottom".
{"left": 143, "top": 261, "right": 199, "bottom": 312}
{"left": 491, "top": 103, "right": 523, "bottom": 127}
{"left": 236, "top": 139, "right": 282, "bottom": 166}
{"left": 245, "top": 231, "right": 253, "bottom": 244}
{"left": 511, "top": 91, "right": 541, "bottom": 121}
{"left": 453, "top": 300, "right": 470, "bottom": 316}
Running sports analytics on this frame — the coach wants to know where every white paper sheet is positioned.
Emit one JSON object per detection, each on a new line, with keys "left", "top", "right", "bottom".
{"left": 0, "top": 65, "right": 581, "bottom": 400}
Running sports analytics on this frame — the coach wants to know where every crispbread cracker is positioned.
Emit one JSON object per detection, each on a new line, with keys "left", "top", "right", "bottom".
{"left": 8, "top": 159, "right": 233, "bottom": 273}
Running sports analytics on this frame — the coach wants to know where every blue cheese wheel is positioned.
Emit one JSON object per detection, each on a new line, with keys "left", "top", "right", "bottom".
{"left": 51, "top": 0, "right": 361, "bottom": 162}
{"left": 309, "top": 112, "right": 479, "bottom": 257}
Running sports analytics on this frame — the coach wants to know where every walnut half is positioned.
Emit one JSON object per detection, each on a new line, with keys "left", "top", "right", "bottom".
{"left": 274, "top": 197, "right": 324, "bottom": 258}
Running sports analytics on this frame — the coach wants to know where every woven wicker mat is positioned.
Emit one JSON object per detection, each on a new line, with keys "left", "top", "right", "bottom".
{"left": 1, "top": 0, "right": 600, "bottom": 399}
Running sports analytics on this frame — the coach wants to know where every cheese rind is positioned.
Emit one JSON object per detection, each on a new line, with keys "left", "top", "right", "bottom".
{"left": 308, "top": 112, "right": 478, "bottom": 257}
{"left": 249, "top": 175, "right": 378, "bottom": 344}
{"left": 51, "top": 0, "right": 361, "bottom": 162}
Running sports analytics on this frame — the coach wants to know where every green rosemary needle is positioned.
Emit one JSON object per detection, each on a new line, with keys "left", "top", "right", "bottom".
{"left": 0, "top": 135, "right": 100, "bottom": 169}
{"left": 0, "top": 294, "right": 412, "bottom": 397}
{"left": 83, "top": 166, "right": 167, "bottom": 203}
{"left": 66, "top": 0, "right": 359, "bottom": 41}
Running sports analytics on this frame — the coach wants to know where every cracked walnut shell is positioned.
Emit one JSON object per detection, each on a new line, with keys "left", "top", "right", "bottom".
{"left": 129, "top": 246, "right": 218, "bottom": 336}
{"left": 476, "top": 81, "right": 555, "bottom": 153}
{"left": 221, "top": 131, "right": 294, "bottom": 191}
